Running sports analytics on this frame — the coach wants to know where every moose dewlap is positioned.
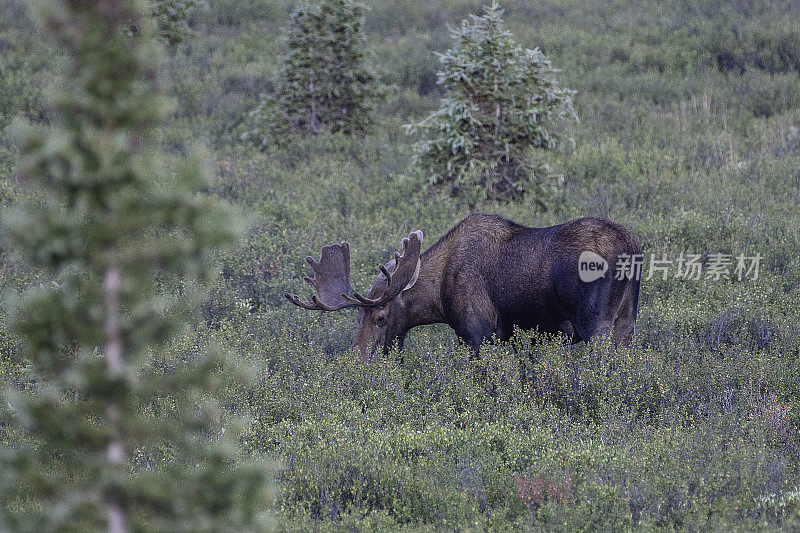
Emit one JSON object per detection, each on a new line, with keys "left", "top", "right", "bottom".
{"left": 286, "top": 215, "right": 641, "bottom": 358}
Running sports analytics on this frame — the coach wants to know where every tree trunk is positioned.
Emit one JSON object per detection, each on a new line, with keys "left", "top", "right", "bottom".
{"left": 104, "top": 262, "right": 128, "bottom": 533}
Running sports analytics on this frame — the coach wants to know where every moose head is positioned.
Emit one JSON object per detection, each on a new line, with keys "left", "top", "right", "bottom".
{"left": 285, "top": 231, "right": 424, "bottom": 358}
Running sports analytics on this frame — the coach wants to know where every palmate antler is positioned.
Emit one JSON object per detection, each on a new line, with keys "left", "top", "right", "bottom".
{"left": 284, "top": 242, "right": 355, "bottom": 311}
{"left": 284, "top": 231, "right": 423, "bottom": 311}
{"left": 342, "top": 231, "right": 422, "bottom": 307}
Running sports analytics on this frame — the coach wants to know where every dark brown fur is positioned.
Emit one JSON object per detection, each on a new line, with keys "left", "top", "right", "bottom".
{"left": 353, "top": 215, "right": 641, "bottom": 357}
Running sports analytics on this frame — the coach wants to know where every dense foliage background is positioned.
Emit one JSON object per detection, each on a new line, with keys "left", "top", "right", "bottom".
{"left": 2, "top": 0, "right": 800, "bottom": 530}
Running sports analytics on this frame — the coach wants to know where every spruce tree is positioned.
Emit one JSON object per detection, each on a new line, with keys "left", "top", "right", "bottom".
{"left": 150, "top": 0, "right": 207, "bottom": 46}
{"left": 405, "top": 2, "right": 577, "bottom": 205}
{"left": 0, "top": 1, "right": 271, "bottom": 531}
{"left": 244, "top": 0, "right": 382, "bottom": 147}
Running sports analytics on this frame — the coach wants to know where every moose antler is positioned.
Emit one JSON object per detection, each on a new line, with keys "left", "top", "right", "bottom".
{"left": 341, "top": 230, "right": 423, "bottom": 307}
{"left": 284, "top": 242, "right": 357, "bottom": 311}
{"left": 285, "top": 231, "right": 423, "bottom": 311}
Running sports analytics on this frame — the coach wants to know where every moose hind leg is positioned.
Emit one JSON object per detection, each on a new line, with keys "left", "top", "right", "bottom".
{"left": 611, "top": 286, "right": 638, "bottom": 346}
{"left": 572, "top": 286, "right": 616, "bottom": 343}
{"left": 612, "top": 314, "right": 635, "bottom": 346}
{"left": 575, "top": 277, "right": 639, "bottom": 345}
{"left": 573, "top": 315, "right": 615, "bottom": 344}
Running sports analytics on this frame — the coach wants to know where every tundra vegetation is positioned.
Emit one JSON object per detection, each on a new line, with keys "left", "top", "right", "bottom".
{"left": 1, "top": 0, "right": 800, "bottom": 531}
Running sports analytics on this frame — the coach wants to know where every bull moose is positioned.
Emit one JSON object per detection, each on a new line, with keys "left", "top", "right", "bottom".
{"left": 285, "top": 215, "right": 641, "bottom": 358}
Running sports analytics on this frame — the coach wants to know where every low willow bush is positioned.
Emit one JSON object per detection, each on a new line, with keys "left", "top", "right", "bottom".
{"left": 220, "top": 326, "right": 800, "bottom": 530}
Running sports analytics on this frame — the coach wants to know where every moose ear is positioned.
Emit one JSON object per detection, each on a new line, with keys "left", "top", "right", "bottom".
{"left": 402, "top": 230, "right": 423, "bottom": 292}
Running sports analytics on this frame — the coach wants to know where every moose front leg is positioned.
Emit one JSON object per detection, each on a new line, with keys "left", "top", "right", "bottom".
{"left": 453, "top": 307, "right": 500, "bottom": 357}
{"left": 443, "top": 282, "right": 501, "bottom": 356}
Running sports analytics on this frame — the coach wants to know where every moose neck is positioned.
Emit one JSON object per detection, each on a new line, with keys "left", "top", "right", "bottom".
{"left": 400, "top": 244, "right": 447, "bottom": 329}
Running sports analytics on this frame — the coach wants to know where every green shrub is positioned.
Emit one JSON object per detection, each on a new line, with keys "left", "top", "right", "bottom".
{"left": 405, "top": 2, "right": 576, "bottom": 206}
{"left": 244, "top": 0, "right": 383, "bottom": 147}
{"left": 151, "top": 0, "right": 208, "bottom": 46}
